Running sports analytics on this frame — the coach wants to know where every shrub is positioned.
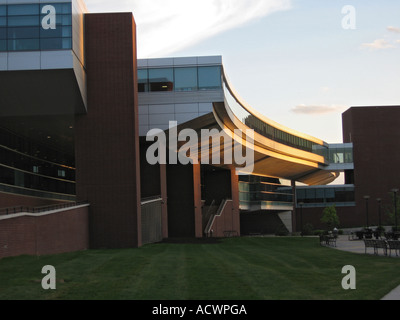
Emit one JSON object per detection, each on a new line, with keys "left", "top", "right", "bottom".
{"left": 301, "top": 223, "right": 314, "bottom": 236}
{"left": 321, "top": 205, "right": 340, "bottom": 230}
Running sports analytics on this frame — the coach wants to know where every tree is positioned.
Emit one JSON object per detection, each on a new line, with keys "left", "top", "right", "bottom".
{"left": 384, "top": 192, "right": 400, "bottom": 227}
{"left": 321, "top": 205, "right": 340, "bottom": 230}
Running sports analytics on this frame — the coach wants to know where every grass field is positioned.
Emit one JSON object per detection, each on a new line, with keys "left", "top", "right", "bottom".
{"left": 1, "top": 236, "right": 400, "bottom": 300}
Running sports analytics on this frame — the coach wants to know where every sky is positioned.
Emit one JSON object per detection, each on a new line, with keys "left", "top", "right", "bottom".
{"left": 84, "top": 0, "right": 400, "bottom": 145}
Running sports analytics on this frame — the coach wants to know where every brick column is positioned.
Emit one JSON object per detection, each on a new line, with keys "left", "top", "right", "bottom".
{"left": 75, "top": 13, "right": 141, "bottom": 249}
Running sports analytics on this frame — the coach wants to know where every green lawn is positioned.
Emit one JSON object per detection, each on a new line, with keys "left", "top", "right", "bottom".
{"left": 1, "top": 237, "right": 400, "bottom": 300}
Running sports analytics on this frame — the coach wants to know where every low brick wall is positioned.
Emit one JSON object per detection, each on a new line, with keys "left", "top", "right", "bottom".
{"left": 0, "top": 205, "right": 89, "bottom": 259}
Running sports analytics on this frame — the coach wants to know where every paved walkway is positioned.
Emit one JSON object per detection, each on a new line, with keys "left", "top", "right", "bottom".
{"left": 327, "top": 235, "right": 400, "bottom": 300}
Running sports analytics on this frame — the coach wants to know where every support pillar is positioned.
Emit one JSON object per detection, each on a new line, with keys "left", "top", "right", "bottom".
{"left": 160, "top": 164, "right": 168, "bottom": 239}
{"left": 193, "top": 163, "right": 203, "bottom": 238}
{"left": 231, "top": 169, "right": 240, "bottom": 235}
{"left": 75, "top": 13, "right": 141, "bottom": 249}
{"left": 291, "top": 180, "right": 296, "bottom": 233}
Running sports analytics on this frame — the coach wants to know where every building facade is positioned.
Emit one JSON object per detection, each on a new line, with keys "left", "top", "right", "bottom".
{"left": 1, "top": 0, "right": 398, "bottom": 259}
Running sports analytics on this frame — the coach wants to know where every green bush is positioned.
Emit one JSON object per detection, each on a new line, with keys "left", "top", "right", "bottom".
{"left": 321, "top": 205, "right": 340, "bottom": 230}
{"left": 275, "top": 225, "right": 289, "bottom": 236}
{"left": 301, "top": 223, "right": 314, "bottom": 236}
{"left": 313, "top": 229, "right": 327, "bottom": 236}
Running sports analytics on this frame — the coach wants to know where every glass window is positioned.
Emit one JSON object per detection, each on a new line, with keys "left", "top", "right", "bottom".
{"left": 8, "top": 38, "right": 39, "bottom": 51}
{"left": 325, "top": 188, "right": 335, "bottom": 199}
{"left": 174, "top": 67, "right": 197, "bottom": 91}
{"left": 8, "top": 16, "right": 40, "bottom": 27}
{"left": 0, "top": 6, "right": 6, "bottom": 16}
{"left": 0, "top": 27, "right": 6, "bottom": 39}
{"left": 40, "top": 38, "right": 61, "bottom": 50}
{"left": 40, "top": 37, "right": 71, "bottom": 50}
{"left": 8, "top": 4, "right": 39, "bottom": 16}
{"left": 305, "top": 188, "right": 316, "bottom": 200}
{"left": 149, "top": 68, "right": 174, "bottom": 92}
{"left": 8, "top": 27, "right": 40, "bottom": 39}
{"left": 58, "top": 169, "right": 66, "bottom": 178}
{"left": 315, "top": 188, "right": 325, "bottom": 202}
{"left": 56, "top": 14, "right": 72, "bottom": 26}
{"left": 61, "top": 26, "right": 72, "bottom": 37}
{"left": 0, "top": 40, "right": 6, "bottom": 51}
{"left": 198, "top": 66, "right": 221, "bottom": 90}
{"left": 297, "top": 189, "right": 305, "bottom": 200}
{"left": 40, "top": 26, "right": 72, "bottom": 38}
{"left": 344, "top": 148, "right": 353, "bottom": 163}
{"left": 138, "top": 69, "right": 149, "bottom": 92}
{"left": 0, "top": 17, "right": 6, "bottom": 27}
{"left": 62, "top": 38, "right": 71, "bottom": 49}
{"left": 41, "top": 3, "right": 72, "bottom": 15}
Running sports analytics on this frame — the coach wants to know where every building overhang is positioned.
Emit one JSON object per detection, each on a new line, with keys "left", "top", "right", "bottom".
{"left": 165, "top": 109, "right": 338, "bottom": 186}
{"left": 0, "top": 68, "right": 86, "bottom": 117}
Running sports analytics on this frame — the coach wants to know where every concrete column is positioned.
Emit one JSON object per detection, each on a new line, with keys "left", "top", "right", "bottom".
{"left": 193, "top": 163, "right": 203, "bottom": 238}
{"left": 231, "top": 169, "right": 240, "bottom": 235}
{"left": 291, "top": 180, "right": 297, "bottom": 233}
{"left": 160, "top": 163, "right": 168, "bottom": 239}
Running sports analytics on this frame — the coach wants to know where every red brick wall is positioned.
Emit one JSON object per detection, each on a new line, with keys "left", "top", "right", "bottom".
{"left": 342, "top": 106, "right": 400, "bottom": 227}
{"left": 297, "top": 205, "right": 357, "bottom": 230}
{"left": 0, "top": 205, "right": 89, "bottom": 259}
{"left": 75, "top": 13, "right": 142, "bottom": 249}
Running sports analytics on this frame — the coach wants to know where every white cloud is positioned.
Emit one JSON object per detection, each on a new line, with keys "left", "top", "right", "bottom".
{"left": 291, "top": 104, "right": 347, "bottom": 115}
{"left": 84, "top": 0, "right": 292, "bottom": 58}
{"left": 320, "top": 86, "right": 331, "bottom": 94}
{"left": 361, "top": 38, "right": 395, "bottom": 50}
{"left": 387, "top": 26, "right": 400, "bottom": 33}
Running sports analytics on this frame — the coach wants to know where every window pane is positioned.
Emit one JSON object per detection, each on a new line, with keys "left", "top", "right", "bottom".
{"left": 62, "top": 37, "right": 71, "bottom": 49}
{"left": 174, "top": 67, "right": 197, "bottom": 92}
{"left": 149, "top": 68, "right": 173, "bottom": 92}
{"left": 8, "top": 38, "right": 39, "bottom": 51}
{"left": 41, "top": 3, "right": 72, "bottom": 14}
{"left": 297, "top": 189, "right": 305, "bottom": 200}
{"left": 325, "top": 188, "right": 335, "bottom": 199}
{"left": 8, "top": 16, "right": 40, "bottom": 27}
{"left": 198, "top": 66, "right": 221, "bottom": 90}
{"left": 0, "top": 6, "right": 6, "bottom": 16}
{"left": 0, "top": 17, "right": 5, "bottom": 27}
{"left": 61, "top": 26, "right": 72, "bottom": 37}
{"left": 40, "top": 38, "right": 58, "bottom": 50}
{"left": 138, "top": 69, "right": 149, "bottom": 92}
{"left": 0, "top": 40, "right": 6, "bottom": 51}
{"left": 305, "top": 188, "right": 315, "bottom": 199}
{"left": 40, "top": 37, "right": 71, "bottom": 50}
{"left": 57, "top": 14, "right": 72, "bottom": 26}
{"left": 40, "top": 26, "right": 71, "bottom": 38}
{"left": 315, "top": 188, "right": 325, "bottom": 201}
{"left": 8, "top": 27, "right": 40, "bottom": 39}
{"left": 0, "top": 27, "right": 6, "bottom": 39}
{"left": 345, "top": 148, "right": 353, "bottom": 163}
{"left": 8, "top": 4, "right": 39, "bottom": 16}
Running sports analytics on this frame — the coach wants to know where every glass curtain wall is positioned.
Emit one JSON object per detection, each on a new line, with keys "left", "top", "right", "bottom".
{"left": 138, "top": 66, "right": 222, "bottom": 93}
{"left": 0, "top": 3, "right": 72, "bottom": 52}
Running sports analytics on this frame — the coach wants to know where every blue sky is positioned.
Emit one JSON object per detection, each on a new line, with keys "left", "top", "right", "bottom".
{"left": 85, "top": 0, "right": 400, "bottom": 144}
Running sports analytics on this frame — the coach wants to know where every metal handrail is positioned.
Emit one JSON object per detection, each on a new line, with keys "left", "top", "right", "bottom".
{"left": 141, "top": 195, "right": 163, "bottom": 206}
{"left": 204, "top": 199, "right": 231, "bottom": 237}
{"left": 0, "top": 201, "right": 89, "bottom": 216}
